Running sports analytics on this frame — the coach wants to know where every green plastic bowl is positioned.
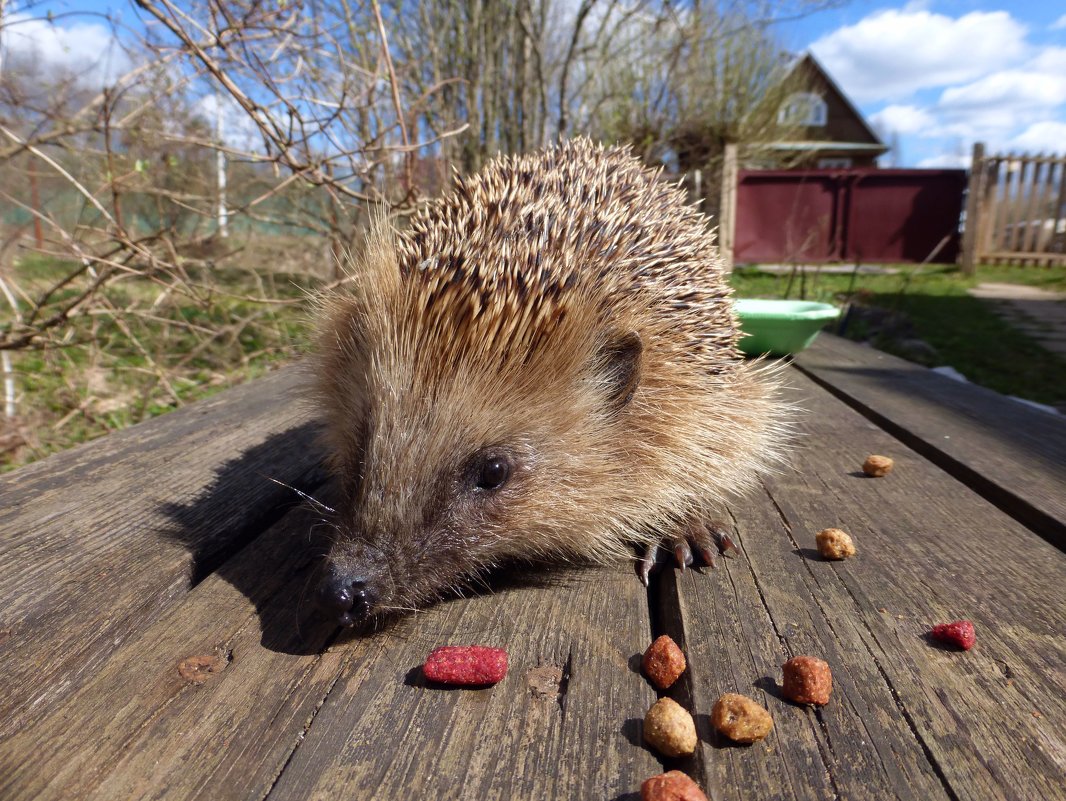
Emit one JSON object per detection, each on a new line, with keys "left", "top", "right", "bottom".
{"left": 734, "top": 299, "right": 840, "bottom": 356}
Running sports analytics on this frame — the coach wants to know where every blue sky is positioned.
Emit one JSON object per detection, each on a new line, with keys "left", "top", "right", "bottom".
{"left": 773, "top": 0, "right": 1066, "bottom": 166}
{"left": 4, "top": 0, "right": 1065, "bottom": 168}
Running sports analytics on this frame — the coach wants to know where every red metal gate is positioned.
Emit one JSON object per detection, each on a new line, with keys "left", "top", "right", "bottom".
{"left": 733, "top": 169, "right": 967, "bottom": 264}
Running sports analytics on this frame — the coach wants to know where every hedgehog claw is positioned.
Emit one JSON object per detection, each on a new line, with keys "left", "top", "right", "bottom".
{"left": 707, "top": 520, "right": 739, "bottom": 556}
{"left": 638, "top": 522, "right": 739, "bottom": 583}
{"left": 684, "top": 520, "right": 739, "bottom": 570}
{"left": 697, "top": 546, "right": 718, "bottom": 569}
{"left": 637, "top": 544, "right": 660, "bottom": 586}
{"left": 672, "top": 540, "right": 694, "bottom": 570}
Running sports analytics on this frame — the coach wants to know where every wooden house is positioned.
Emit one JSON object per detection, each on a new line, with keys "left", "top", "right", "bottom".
{"left": 765, "top": 52, "right": 888, "bottom": 169}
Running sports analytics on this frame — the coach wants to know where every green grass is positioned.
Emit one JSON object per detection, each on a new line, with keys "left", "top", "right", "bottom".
{"left": 730, "top": 263, "right": 1066, "bottom": 409}
{"left": 2, "top": 254, "right": 318, "bottom": 471}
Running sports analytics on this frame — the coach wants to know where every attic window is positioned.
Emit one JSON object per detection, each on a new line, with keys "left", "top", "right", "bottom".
{"left": 778, "top": 92, "right": 827, "bottom": 127}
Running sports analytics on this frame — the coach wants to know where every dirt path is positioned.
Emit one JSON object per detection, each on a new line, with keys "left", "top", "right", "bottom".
{"left": 967, "top": 282, "right": 1066, "bottom": 358}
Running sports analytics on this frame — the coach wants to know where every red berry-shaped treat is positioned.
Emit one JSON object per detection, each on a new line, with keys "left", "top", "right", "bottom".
{"left": 930, "top": 620, "right": 976, "bottom": 651}
{"left": 423, "top": 645, "right": 508, "bottom": 685}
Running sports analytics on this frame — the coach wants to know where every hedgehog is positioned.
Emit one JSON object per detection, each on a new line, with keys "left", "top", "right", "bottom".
{"left": 311, "top": 138, "right": 787, "bottom": 625}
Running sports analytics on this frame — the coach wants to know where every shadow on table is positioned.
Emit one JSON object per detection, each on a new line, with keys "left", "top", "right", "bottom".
{"left": 157, "top": 421, "right": 579, "bottom": 656}
{"left": 156, "top": 421, "right": 338, "bottom": 656}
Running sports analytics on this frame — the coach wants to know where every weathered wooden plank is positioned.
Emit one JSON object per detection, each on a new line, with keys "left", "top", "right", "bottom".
{"left": 0, "top": 496, "right": 343, "bottom": 800}
{"left": 1031, "top": 159, "right": 1060, "bottom": 254}
{"left": 795, "top": 334, "right": 1066, "bottom": 548}
{"left": 1048, "top": 163, "right": 1066, "bottom": 259}
{"left": 0, "top": 365, "right": 326, "bottom": 738}
{"left": 264, "top": 564, "right": 661, "bottom": 800}
{"left": 0, "top": 500, "right": 660, "bottom": 800}
{"left": 1021, "top": 159, "right": 1045, "bottom": 254}
{"left": 981, "top": 158, "right": 1003, "bottom": 256}
{"left": 980, "top": 251, "right": 1066, "bottom": 265}
{"left": 667, "top": 370, "right": 1065, "bottom": 801}
{"left": 653, "top": 561, "right": 869, "bottom": 801}
{"left": 5, "top": 350, "right": 1062, "bottom": 801}
{"left": 1005, "top": 159, "right": 1028, "bottom": 253}
{"left": 960, "top": 142, "right": 985, "bottom": 275}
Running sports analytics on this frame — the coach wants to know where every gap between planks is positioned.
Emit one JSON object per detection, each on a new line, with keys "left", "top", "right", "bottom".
{"left": 792, "top": 361, "right": 1066, "bottom": 552}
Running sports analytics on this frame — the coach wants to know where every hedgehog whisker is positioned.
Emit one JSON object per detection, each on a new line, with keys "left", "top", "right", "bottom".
{"left": 258, "top": 473, "right": 335, "bottom": 514}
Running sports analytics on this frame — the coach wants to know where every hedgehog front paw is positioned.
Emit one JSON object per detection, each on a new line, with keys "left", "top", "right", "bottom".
{"left": 637, "top": 519, "right": 738, "bottom": 586}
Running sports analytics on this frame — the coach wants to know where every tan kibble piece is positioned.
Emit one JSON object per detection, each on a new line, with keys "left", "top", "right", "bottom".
{"left": 816, "top": 528, "right": 856, "bottom": 560}
{"left": 862, "top": 454, "right": 894, "bottom": 477}
{"left": 642, "top": 635, "right": 687, "bottom": 690}
{"left": 641, "top": 770, "right": 709, "bottom": 801}
{"left": 710, "top": 693, "right": 774, "bottom": 743}
{"left": 782, "top": 656, "right": 833, "bottom": 705}
{"left": 643, "top": 697, "right": 698, "bottom": 757}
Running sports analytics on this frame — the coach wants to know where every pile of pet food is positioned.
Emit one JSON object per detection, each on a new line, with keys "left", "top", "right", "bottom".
{"left": 416, "top": 454, "right": 976, "bottom": 799}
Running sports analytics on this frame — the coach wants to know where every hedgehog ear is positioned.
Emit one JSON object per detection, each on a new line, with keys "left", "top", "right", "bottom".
{"left": 598, "top": 331, "right": 643, "bottom": 413}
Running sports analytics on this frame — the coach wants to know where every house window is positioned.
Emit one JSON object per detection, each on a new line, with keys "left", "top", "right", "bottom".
{"left": 778, "top": 92, "right": 827, "bottom": 127}
{"left": 817, "top": 157, "right": 852, "bottom": 168}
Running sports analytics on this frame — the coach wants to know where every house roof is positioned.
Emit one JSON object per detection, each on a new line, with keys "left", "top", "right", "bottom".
{"left": 766, "top": 52, "right": 888, "bottom": 156}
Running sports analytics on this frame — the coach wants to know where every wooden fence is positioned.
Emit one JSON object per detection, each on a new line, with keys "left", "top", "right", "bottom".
{"left": 961, "top": 143, "right": 1066, "bottom": 271}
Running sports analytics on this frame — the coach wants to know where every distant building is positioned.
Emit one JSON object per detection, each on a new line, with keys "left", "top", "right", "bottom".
{"left": 765, "top": 52, "right": 888, "bottom": 169}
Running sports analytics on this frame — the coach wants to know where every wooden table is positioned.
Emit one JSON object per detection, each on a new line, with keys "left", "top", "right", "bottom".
{"left": 2, "top": 334, "right": 1064, "bottom": 801}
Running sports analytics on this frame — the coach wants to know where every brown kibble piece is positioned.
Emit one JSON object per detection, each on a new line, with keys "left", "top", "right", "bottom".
{"left": 641, "top": 770, "right": 709, "bottom": 801}
{"left": 862, "top": 454, "right": 894, "bottom": 477}
{"left": 710, "top": 693, "right": 774, "bottom": 743}
{"left": 782, "top": 656, "right": 833, "bottom": 705}
{"left": 816, "top": 528, "right": 856, "bottom": 560}
{"left": 643, "top": 697, "right": 698, "bottom": 757}
{"left": 642, "top": 635, "right": 687, "bottom": 690}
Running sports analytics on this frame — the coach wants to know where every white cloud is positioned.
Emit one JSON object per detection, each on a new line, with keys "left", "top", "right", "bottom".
{"left": 1052, "top": 14, "right": 1066, "bottom": 31}
{"left": 811, "top": 9, "right": 1027, "bottom": 102}
{"left": 815, "top": 9, "right": 1066, "bottom": 166}
{"left": 870, "top": 105, "right": 937, "bottom": 135}
{"left": 0, "top": 13, "right": 131, "bottom": 85}
{"left": 939, "top": 71, "right": 1066, "bottom": 114}
{"left": 928, "top": 61, "right": 1066, "bottom": 143}
{"left": 1009, "top": 122, "right": 1066, "bottom": 152}
{"left": 1028, "top": 47, "right": 1066, "bottom": 74}
{"left": 917, "top": 153, "right": 971, "bottom": 169}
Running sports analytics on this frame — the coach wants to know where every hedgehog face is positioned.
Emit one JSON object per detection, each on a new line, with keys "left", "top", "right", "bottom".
{"left": 316, "top": 356, "right": 627, "bottom": 624}
{"left": 314, "top": 286, "right": 645, "bottom": 625}
{"left": 320, "top": 405, "right": 540, "bottom": 623}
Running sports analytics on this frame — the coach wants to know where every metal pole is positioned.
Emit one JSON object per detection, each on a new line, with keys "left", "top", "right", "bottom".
{"left": 216, "top": 94, "right": 228, "bottom": 238}
{"left": 0, "top": 0, "right": 19, "bottom": 421}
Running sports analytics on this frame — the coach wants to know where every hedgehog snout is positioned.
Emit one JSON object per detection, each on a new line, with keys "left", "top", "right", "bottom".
{"left": 314, "top": 571, "right": 376, "bottom": 627}
{"left": 314, "top": 541, "right": 393, "bottom": 626}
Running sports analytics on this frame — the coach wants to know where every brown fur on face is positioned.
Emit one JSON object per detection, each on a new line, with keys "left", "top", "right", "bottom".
{"left": 313, "top": 138, "right": 788, "bottom": 617}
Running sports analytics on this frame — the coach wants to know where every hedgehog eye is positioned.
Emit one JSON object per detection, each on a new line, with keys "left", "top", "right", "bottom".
{"left": 475, "top": 455, "right": 512, "bottom": 491}
{"left": 600, "top": 330, "right": 643, "bottom": 412}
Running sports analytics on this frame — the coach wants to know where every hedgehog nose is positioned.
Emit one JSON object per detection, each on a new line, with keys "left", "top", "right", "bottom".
{"left": 316, "top": 576, "right": 374, "bottom": 626}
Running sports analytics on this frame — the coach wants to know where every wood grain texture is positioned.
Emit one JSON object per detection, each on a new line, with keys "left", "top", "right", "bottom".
{"left": 0, "top": 492, "right": 661, "bottom": 801}
{"left": 263, "top": 563, "right": 661, "bottom": 801}
{"left": 795, "top": 334, "right": 1066, "bottom": 548}
{"left": 663, "top": 370, "right": 1066, "bottom": 801}
{"left": 0, "top": 365, "right": 326, "bottom": 738}
{"left": 4, "top": 351, "right": 1063, "bottom": 801}
{"left": 0, "top": 499, "right": 342, "bottom": 801}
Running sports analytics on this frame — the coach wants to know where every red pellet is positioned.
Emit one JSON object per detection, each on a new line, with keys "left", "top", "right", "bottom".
{"left": 930, "top": 620, "right": 976, "bottom": 651}
{"left": 422, "top": 645, "right": 508, "bottom": 685}
{"left": 641, "top": 770, "right": 708, "bottom": 801}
